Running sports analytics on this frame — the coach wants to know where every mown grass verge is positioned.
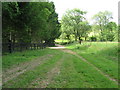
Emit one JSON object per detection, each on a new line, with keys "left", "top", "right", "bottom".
{"left": 47, "top": 53, "right": 118, "bottom": 88}
{"left": 65, "top": 42, "right": 118, "bottom": 80}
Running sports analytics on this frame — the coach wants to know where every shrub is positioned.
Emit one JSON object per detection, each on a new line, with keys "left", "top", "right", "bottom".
{"left": 90, "top": 36, "right": 97, "bottom": 41}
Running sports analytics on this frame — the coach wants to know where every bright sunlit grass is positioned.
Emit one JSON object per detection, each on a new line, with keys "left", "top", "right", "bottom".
{"left": 66, "top": 42, "right": 118, "bottom": 80}
{"left": 55, "top": 39, "right": 69, "bottom": 43}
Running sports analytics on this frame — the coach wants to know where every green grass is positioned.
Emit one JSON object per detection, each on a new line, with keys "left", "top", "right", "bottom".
{"left": 55, "top": 39, "right": 69, "bottom": 43}
{"left": 3, "top": 50, "right": 117, "bottom": 88}
{"left": 3, "top": 43, "right": 119, "bottom": 88}
{"left": 3, "top": 49, "right": 64, "bottom": 88}
{"left": 66, "top": 42, "right": 118, "bottom": 80}
{"left": 47, "top": 53, "right": 117, "bottom": 88}
{"left": 55, "top": 39, "right": 70, "bottom": 45}
{"left": 2, "top": 49, "right": 54, "bottom": 69}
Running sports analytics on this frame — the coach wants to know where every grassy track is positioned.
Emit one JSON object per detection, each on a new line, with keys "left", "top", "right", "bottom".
{"left": 47, "top": 53, "right": 117, "bottom": 88}
{"left": 2, "top": 42, "right": 119, "bottom": 88}
{"left": 2, "top": 49, "right": 55, "bottom": 69}
{"left": 66, "top": 42, "right": 118, "bottom": 80}
{"left": 3, "top": 49, "right": 64, "bottom": 88}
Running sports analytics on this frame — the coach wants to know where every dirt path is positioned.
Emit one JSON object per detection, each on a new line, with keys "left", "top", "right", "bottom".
{"left": 3, "top": 54, "right": 53, "bottom": 84}
{"left": 30, "top": 53, "right": 64, "bottom": 88}
{"left": 49, "top": 44, "right": 118, "bottom": 84}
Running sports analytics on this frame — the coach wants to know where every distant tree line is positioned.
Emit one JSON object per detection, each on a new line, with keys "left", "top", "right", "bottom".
{"left": 92, "top": 11, "right": 118, "bottom": 41}
{"left": 2, "top": 2, "right": 60, "bottom": 47}
{"left": 60, "top": 9, "right": 118, "bottom": 44}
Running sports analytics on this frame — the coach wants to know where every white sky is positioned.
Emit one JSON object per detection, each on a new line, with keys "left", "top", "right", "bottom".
{"left": 50, "top": 0, "right": 119, "bottom": 24}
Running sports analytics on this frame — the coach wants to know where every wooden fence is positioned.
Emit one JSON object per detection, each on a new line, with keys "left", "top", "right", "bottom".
{"left": 2, "top": 42, "right": 46, "bottom": 53}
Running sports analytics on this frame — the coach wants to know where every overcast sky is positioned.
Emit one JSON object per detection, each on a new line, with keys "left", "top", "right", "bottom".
{"left": 50, "top": 0, "right": 119, "bottom": 24}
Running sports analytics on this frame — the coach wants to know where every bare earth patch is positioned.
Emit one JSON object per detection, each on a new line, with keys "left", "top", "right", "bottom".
{"left": 3, "top": 54, "right": 53, "bottom": 84}
{"left": 30, "top": 54, "right": 64, "bottom": 88}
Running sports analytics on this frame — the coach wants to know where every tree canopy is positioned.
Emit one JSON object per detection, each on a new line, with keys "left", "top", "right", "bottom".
{"left": 61, "top": 8, "right": 91, "bottom": 44}
{"left": 2, "top": 2, "right": 60, "bottom": 46}
{"left": 92, "top": 11, "right": 117, "bottom": 41}
{"left": 2, "top": 2, "right": 118, "bottom": 48}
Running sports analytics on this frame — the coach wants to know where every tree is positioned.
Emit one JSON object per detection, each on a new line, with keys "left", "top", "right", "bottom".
{"left": 61, "top": 19, "right": 73, "bottom": 40}
{"left": 78, "top": 21, "right": 91, "bottom": 41}
{"left": 105, "top": 22, "right": 117, "bottom": 41}
{"left": 61, "top": 8, "right": 88, "bottom": 44}
{"left": 2, "top": 2, "right": 33, "bottom": 44}
{"left": 2, "top": 1, "right": 60, "bottom": 51}
{"left": 2, "top": 2, "right": 19, "bottom": 43}
{"left": 43, "top": 2, "right": 61, "bottom": 46}
{"left": 29, "top": 2, "right": 52, "bottom": 43}
{"left": 92, "top": 11, "right": 113, "bottom": 41}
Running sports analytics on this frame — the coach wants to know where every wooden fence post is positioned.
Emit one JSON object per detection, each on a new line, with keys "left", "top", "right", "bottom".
{"left": 8, "top": 40, "right": 12, "bottom": 53}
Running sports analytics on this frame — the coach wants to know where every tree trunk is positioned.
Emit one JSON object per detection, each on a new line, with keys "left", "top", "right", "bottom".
{"left": 75, "top": 35, "right": 77, "bottom": 41}
{"left": 78, "top": 37, "right": 82, "bottom": 44}
{"left": 85, "top": 37, "right": 87, "bottom": 41}
{"left": 8, "top": 39, "right": 12, "bottom": 53}
{"left": 45, "top": 39, "right": 55, "bottom": 47}
{"left": 12, "top": 35, "right": 16, "bottom": 51}
{"left": 66, "top": 35, "right": 70, "bottom": 40}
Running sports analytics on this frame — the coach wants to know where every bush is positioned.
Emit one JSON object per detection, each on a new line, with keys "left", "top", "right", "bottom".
{"left": 106, "top": 33, "right": 115, "bottom": 41}
{"left": 90, "top": 36, "right": 97, "bottom": 41}
{"left": 61, "top": 42, "right": 68, "bottom": 45}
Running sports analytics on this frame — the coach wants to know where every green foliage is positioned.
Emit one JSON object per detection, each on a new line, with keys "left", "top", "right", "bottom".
{"left": 2, "top": 2, "right": 60, "bottom": 46}
{"left": 106, "top": 22, "right": 117, "bottom": 41}
{"left": 92, "top": 11, "right": 117, "bottom": 41}
{"left": 90, "top": 36, "right": 97, "bottom": 41}
{"left": 61, "top": 8, "right": 90, "bottom": 43}
{"left": 105, "top": 32, "right": 115, "bottom": 41}
{"left": 92, "top": 11, "right": 112, "bottom": 28}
